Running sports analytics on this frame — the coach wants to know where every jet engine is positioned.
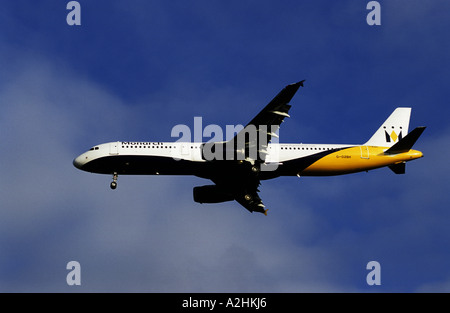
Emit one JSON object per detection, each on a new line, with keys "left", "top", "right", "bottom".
{"left": 193, "top": 185, "right": 234, "bottom": 204}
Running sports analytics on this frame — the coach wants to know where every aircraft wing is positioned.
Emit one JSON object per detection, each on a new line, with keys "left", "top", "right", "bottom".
{"left": 204, "top": 81, "right": 304, "bottom": 215}
{"left": 230, "top": 80, "right": 304, "bottom": 162}
{"left": 211, "top": 173, "right": 267, "bottom": 215}
{"left": 207, "top": 160, "right": 268, "bottom": 214}
{"left": 234, "top": 187, "right": 267, "bottom": 215}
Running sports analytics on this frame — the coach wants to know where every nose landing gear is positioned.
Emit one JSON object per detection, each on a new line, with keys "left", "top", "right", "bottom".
{"left": 110, "top": 172, "right": 118, "bottom": 190}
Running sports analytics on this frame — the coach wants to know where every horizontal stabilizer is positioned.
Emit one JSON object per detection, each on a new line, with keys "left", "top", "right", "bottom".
{"left": 389, "top": 162, "right": 406, "bottom": 174}
{"left": 384, "top": 126, "right": 426, "bottom": 155}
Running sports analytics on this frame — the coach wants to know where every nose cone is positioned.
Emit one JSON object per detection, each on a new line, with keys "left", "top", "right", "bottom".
{"left": 73, "top": 154, "right": 86, "bottom": 169}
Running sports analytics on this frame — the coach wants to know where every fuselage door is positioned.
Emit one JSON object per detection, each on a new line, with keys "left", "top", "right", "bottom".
{"left": 110, "top": 142, "right": 119, "bottom": 155}
{"left": 181, "top": 143, "right": 190, "bottom": 156}
{"left": 360, "top": 146, "right": 370, "bottom": 159}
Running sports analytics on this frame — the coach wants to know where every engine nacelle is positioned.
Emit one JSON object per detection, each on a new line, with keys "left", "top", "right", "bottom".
{"left": 193, "top": 185, "right": 234, "bottom": 204}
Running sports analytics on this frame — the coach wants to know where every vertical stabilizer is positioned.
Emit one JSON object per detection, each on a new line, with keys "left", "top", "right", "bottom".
{"left": 365, "top": 107, "right": 411, "bottom": 147}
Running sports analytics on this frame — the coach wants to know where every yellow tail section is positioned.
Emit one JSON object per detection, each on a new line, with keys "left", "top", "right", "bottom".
{"left": 302, "top": 146, "right": 423, "bottom": 176}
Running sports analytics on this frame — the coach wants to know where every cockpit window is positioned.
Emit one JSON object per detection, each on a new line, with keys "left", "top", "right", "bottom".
{"left": 89, "top": 147, "right": 100, "bottom": 151}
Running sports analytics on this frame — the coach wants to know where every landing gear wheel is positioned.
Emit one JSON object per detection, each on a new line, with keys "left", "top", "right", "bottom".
{"left": 110, "top": 172, "right": 118, "bottom": 190}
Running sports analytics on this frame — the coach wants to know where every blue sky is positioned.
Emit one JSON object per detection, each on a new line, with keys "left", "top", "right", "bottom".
{"left": 0, "top": 0, "right": 449, "bottom": 292}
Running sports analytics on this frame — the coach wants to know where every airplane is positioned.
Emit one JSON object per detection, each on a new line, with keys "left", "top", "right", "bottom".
{"left": 73, "top": 81, "right": 425, "bottom": 215}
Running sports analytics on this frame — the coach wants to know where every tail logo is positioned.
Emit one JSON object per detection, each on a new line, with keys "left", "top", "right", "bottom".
{"left": 384, "top": 128, "right": 403, "bottom": 143}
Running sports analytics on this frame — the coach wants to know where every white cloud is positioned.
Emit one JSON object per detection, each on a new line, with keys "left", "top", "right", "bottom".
{"left": 417, "top": 278, "right": 450, "bottom": 293}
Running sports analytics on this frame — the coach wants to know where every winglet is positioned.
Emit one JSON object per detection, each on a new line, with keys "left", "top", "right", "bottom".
{"left": 288, "top": 80, "right": 305, "bottom": 88}
{"left": 384, "top": 126, "right": 426, "bottom": 154}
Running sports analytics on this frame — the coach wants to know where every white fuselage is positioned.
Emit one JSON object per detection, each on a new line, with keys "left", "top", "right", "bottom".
{"left": 73, "top": 141, "right": 354, "bottom": 170}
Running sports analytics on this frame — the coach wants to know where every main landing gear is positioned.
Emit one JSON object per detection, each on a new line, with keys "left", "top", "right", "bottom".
{"left": 110, "top": 172, "right": 118, "bottom": 190}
